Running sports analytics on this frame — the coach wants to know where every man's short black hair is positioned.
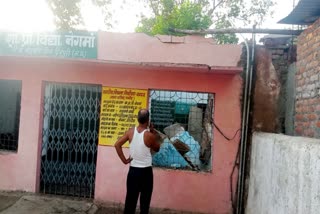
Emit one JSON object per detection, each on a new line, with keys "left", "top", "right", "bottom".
{"left": 138, "top": 109, "right": 149, "bottom": 124}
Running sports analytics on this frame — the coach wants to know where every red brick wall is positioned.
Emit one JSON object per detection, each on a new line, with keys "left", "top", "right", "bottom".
{"left": 296, "top": 18, "right": 320, "bottom": 138}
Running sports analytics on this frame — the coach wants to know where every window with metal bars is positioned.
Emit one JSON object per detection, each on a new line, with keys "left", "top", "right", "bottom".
{"left": 0, "top": 79, "right": 22, "bottom": 151}
{"left": 149, "top": 90, "right": 214, "bottom": 172}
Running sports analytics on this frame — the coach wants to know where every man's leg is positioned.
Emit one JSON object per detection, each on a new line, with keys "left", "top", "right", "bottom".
{"left": 139, "top": 167, "right": 153, "bottom": 214}
{"left": 124, "top": 167, "right": 140, "bottom": 214}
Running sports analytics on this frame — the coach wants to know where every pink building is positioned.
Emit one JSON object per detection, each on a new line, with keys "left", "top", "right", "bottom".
{"left": 0, "top": 32, "right": 242, "bottom": 213}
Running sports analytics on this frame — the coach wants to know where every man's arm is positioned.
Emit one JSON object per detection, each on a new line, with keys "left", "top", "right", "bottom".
{"left": 145, "top": 132, "right": 160, "bottom": 152}
{"left": 114, "top": 130, "right": 133, "bottom": 164}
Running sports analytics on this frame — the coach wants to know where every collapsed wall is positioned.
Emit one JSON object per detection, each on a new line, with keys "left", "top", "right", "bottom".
{"left": 295, "top": 18, "right": 320, "bottom": 138}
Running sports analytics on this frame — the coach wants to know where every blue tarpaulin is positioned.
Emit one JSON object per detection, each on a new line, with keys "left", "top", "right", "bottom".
{"left": 171, "top": 131, "right": 201, "bottom": 166}
{"left": 152, "top": 139, "right": 189, "bottom": 168}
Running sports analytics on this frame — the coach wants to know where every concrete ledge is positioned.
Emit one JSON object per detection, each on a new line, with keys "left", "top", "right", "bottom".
{"left": 246, "top": 132, "right": 320, "bottom": 214}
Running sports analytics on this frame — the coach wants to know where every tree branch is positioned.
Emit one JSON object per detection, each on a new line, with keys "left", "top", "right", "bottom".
{"left": 169, "top": 27, "right": 303, "bottom": 35}
{"left": 149, "top": 0, "right": 160, "bottom": 16}
{"left": 212, "top": 0, "right": 227, "bottom": 13}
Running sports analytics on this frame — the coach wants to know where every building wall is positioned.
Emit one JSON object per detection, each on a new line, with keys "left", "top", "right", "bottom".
{"left": 0, "top": 74, "right": 42, "bottom": 192}
{"left": 295, "top": 18, "right": 320, "bottom": 138}
{"left": 246, "top": 132, "right": 320, "bottom": 214}
{"left": 252, "top": 44, "right": 296, "bottom": 135}
{"left": 252, "top": 47, "right": 281, "bottom": 133}
{"left": 285, "top": 64, "right": 296, "bottom": 135}
{"left": 0, "top": 57, "right": 241, "bottom": 213}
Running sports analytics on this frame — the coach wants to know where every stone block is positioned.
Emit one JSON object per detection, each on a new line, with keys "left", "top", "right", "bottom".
{"left": 188, "top": 106, "right": 203, "bottom": 143}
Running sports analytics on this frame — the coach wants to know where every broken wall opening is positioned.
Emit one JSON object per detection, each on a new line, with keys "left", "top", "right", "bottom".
{"left": 149, "top": 90, "right": 214, "bottom": 172}
{"left": 252, "top": 35, "right": 297, "bottom": 134}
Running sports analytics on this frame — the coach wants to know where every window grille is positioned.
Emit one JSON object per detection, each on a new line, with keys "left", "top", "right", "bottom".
{"left": 0, "top": 79, "right": 21, "bottom": 151}
{"left": 149, "top": 90, "right": 214, "bottom": 172}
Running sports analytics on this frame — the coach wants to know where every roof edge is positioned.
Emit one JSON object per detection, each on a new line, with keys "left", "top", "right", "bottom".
{"left": 0, "top": 56, "right": 243, "bottom": 75}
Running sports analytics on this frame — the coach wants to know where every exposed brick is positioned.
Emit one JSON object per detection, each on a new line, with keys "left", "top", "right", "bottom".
{"left": 306, "top": 33, "right": 313, "bottom": 41}
{"left": 309, "top": 61, "right": 317, "bottom": 69}
{"left": 307, "top": 114, "right": 317, "bottom": 120}
{"left": 304, "top": 121, "right": 311, "bottom": 128}
{"left": 296, "top": 74, "right": 302, "bottom": 80}
{"left": 303, "top": 99, "right": 309, "bottom": 106}
{"left": 295, "top": 126, "right": 303, "bottom": 134}
{"left": 302, "top": 105, "right": 309, "bottom": 113}
{"left": 307, "top": 53, "right": 313, "bottom": 62}
{"left": 295, "top": 114, "right": 305, "bottom": 121}
{"left": 295, "top": 122, "right": 304, "bottom": 127}
{"left": 296, "top": 100, "right": 303, "bottom": 107}
{"left": 309, "top": 105, "right": 315, "bottom": 112}
{"left": 311, "top": 98, "right": 318, "bottom": 105}
{"left": 295, "top": 105, "right": 303, "bottom": 113}
{"left": 305, "top": 129, "right": 315, "bottom": 138}
{"left": 312, "top": 42, "right": 320, "bottom": 51}
{"left": 295, "top": 20, "right": 320, "bottom": 138}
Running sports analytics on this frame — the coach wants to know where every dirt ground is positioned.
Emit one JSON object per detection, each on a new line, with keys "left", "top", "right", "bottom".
{"left": 0, "top": 191, "right": 202, "bottom": 214}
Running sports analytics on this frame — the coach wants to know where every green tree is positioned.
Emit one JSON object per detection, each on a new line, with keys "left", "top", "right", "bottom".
{"left": 136, "top": 0, "right": 212, "bottom": 36}
{"left": 136, "top": 0, "right": 275, "bottom": 44}
{"left": 46, "top": 0, "right": 112, "bottom": 30}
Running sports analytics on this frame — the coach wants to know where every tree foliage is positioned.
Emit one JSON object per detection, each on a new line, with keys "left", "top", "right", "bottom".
{"left": 136, "top": 0, "right": 275, "bottom": 44}
{"left": 46, "top": 0, "right": 112, "bottom": 30}
{"left": 136, "top": 1, "right": 212, "bottom": 36}
{"left": 45, "top": 0, "right": 275, "bottom": 44}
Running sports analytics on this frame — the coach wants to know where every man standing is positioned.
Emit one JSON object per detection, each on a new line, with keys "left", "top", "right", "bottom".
{"left": 115, "top": 109, "right": 160, "bottom": 214}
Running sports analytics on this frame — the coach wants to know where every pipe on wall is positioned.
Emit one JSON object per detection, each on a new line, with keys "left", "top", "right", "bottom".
{"left": 236, "top": 25, "right": 256, "bottom": 214}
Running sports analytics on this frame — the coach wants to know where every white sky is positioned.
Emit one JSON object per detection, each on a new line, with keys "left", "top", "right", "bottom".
{"left": 0, "top": 0, "right": 297, "bottom": 33}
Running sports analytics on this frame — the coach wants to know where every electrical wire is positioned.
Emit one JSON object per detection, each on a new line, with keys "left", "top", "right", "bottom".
{"left": 231, "top": 143, "right": 240, "bottom": 211}
{"left": 213, "top": 122, "right": 241, "bottom": 141}
{"left": 212, "top": 120, "right": 241, "bottom": 213}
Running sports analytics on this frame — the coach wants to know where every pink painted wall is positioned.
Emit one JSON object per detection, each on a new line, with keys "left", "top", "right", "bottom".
{"left": 0, "top": 72, "right": 43, "bottom": 192}
{"left": 95, "top": 66, "right": 241, "bottom": 214}
{"left": 98, "top": 32, "right": 242, "bottom": 69}
{"left": 0, "top": 57, "right": 241, "bottom": 213}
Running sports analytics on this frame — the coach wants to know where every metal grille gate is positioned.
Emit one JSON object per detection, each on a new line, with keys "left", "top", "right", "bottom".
{"left": 40, "top": 82, "right": 101, "bottom": 198}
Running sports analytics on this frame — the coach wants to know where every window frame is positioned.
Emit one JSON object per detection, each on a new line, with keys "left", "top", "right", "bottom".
{"left": 148, "top": 89, "right": 214, "bottom": 172}
{"left": 0, "top": 79, "right": 22, "bottom": 152}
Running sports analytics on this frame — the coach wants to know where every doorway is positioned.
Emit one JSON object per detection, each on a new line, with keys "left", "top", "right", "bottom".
{"left": 40, "top": 82, "right": 101, "bottom": 198}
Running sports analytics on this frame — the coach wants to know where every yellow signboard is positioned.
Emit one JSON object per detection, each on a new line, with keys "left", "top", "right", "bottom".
{"left": 98, "top": 87, "right": 148, "bottom": 147}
